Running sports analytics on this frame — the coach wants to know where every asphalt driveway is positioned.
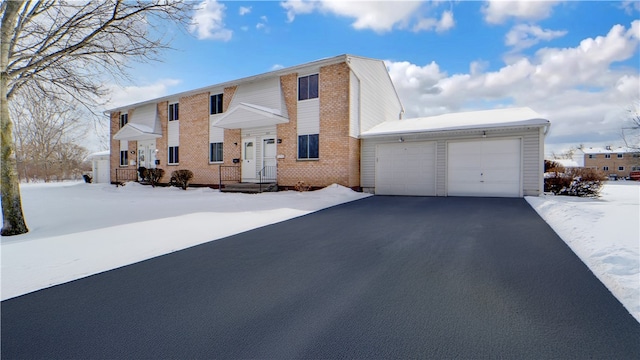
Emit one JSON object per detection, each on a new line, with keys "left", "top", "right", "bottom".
{"left": 2, "top": 196, "right": 639, "bottom": 359}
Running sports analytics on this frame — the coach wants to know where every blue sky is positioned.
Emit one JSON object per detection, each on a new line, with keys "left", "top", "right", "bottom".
{"left": 105, "top": 1, "right": 640, "bottom": 155}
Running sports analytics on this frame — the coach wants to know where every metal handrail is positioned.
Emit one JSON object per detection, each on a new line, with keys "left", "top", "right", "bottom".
{"left": 219, "top": 165, "right": 240, "bottom": 191}
{"left": 115, "top": 168, "right": 138, "bottom": 186}
{"left": 258, "top": 165, "right": 277, "bottom": 193}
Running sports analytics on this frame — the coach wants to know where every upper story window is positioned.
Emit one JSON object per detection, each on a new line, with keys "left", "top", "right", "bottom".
{"left": 298, "top": 74, "right": 319, "bottom": 101}
{"left": 604, "top": 154, "right": 611, "bottom": 159}
{"left": 210, "top": 94, "right": 224, "bottom": 115}
{"left": 119, "top": 113, "right": 128, "bottom": 128}
{"left": 588, "top": 154, "right": 595, "bottom": 159}
{"left": 617, "top": 153, "right": 623, "bottom": 159}
{"left": 169, "top": 103, "right": 179, "bottom": 121}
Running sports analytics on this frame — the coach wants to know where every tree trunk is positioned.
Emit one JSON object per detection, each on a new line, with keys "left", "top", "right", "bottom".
{"left": 1, "top": 0, "right": 29, "bottom": 236}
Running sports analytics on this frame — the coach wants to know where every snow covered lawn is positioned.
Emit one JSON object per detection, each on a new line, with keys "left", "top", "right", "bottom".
{"left": 527, "top": 182, "right": 640, "bottom": 323}
{"left": 1, "top": 182, "right": 370, "bottom": 301}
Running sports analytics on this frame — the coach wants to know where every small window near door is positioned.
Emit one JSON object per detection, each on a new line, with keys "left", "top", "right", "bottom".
{"left": 168, "top": 146, "right": 179, "bottom": 164}
{"left": 120, "top": 150, "right": 128, "bottom": 166}
{"left": 210, "top": 142, "right": 223, "bottom": 162}
{"left": 244, "top": 141, "right": 254, "bottom": 160}
{"left": 119, "top": 113, "right": 128, "bottom": 128}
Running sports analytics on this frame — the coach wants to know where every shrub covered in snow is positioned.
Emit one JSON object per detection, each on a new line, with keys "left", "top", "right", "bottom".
{"left": 138, "top": 167, "right": 165, "bottom": 187}
{"left": 171, "top": 170, "right": 194, "bottom": 190}
{"left": 545, "top": 168, "right": 606, "bottom": 197}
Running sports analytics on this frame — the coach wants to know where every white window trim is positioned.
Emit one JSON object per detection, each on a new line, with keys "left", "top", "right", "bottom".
{"left": 168, "top": 146, "right": 179, "bottom": 165}
{"left": 209, "top": 142, "right": 224, "bottom": 164}
{"left": 168, "top": 102, "right": 179, "bottom": 122}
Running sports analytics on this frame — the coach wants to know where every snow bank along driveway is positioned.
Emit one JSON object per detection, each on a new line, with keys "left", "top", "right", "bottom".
{"left": 1, "top": 182, "right": 370, "bottom": 301}
{"left": 527, "top": 182, "right": 640, "bottom": 323}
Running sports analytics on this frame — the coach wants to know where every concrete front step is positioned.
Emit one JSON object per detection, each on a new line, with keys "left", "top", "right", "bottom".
{"left": 221, "top": 182, "right": 278, "bottom": 194}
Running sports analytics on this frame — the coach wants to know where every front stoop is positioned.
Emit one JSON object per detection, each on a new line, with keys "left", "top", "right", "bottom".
{"left": 220, "top": 183, "right": 278, "bottom": 194}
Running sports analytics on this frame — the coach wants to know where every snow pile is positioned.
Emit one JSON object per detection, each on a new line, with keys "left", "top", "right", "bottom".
{"left": 526, "top": 182, "right": 640, "bottom": 322}
{"left": 1, "top": 182, "right": 370, "bottom": 300}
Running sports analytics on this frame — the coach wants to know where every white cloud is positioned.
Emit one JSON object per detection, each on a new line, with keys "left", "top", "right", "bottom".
{"left": 282, "top": 0, "right": 451, "bottom": 34}
{"left": 190, "top": 0, "right": 233, "bottom": 41}
{"left": 387, "top": 21, "right": 640, "bottom": 149}
{"left": 482, "top": 0, "right": 563, "bottom": 24}
{"left": 239, "top": 6, "right": 252, "bottom": 16}
{"left": 271, "top": 64, "right": 285, "bottom": 71}
{"left": 505, "top": 24, "right": 567, "bottom": 51}
{"left": 104, "top": 79, "right": 181, "bottom": 109}
{"left": 620, "top": 0, "right": 640, "bottom": 15}
{"left": 413, "top": 10, "right": 455, "bottom": 33}
{"left": 256, "top": 23, "right": 265, "bottom": 30}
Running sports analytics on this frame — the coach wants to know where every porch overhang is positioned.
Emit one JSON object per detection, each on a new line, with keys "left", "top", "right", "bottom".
{"left": 212, "top": 103, "right": 289, "bottom": 129}
{"left": 113, "top": 123, "right": 162, "bottom": 141}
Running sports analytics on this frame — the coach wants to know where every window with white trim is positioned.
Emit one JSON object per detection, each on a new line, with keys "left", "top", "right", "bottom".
{"left": 617, "top": 153, "right": 623, "bottom": 159}
{"left": 605, "top": 154, "right": 611, "bottom": 159}
{"left": 588, "top": 154, "right": 595, "bottom": 159}
{"left": 120, "top": 150, "right": 128, "bottom": 166}
{"left": 168, "top": 146, "right": 179, "bottom": 164}
{"left": 210, "top": 142, "right": 223, "bottom": 162}
{"left": 210, "top": 94, "right": 223, "bottom": 115}
{"left": 602, "top": 166, "right": 609, "bottom": 171}
{"left": 298, "top": 134, "right": 319, "bottom": 159}
{"left": 618, "top": 166, "right": 624, "bottom": 171}
{"left": 169, "top": 103, "right": 179, "bottom": 121}
{"left": 298, "top": 74, "right": 319, "bottom": 101}
{"left": 120, "top": 113, "right": 128, "bottom": 128}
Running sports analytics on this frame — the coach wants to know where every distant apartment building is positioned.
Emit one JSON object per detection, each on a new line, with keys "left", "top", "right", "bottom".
{"left": 577, "top": 146, "right": 640, "bottom": 178}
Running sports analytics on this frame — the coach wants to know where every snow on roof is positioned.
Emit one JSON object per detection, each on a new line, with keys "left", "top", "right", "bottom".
{"left": 551, "top": 159, "right": 580, "bottom": 168}
{"left": 87, "top": 150, "right": 110, "bottom": 158}
{"left": 361, "top": 107, "right": 549, "bottom": 137}
{"left": 578, "top": 146, "right": 628, "bottom": 154}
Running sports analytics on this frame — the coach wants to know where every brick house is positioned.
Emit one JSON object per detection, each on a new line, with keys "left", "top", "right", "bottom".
{"left": 578, "top": 146, "right": 640, "bottom": 179}
{"left": 109, "top": 54, "right": 403, "bottom": 190}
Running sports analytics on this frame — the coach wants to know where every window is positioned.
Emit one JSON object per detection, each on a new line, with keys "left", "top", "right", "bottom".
{"left": 605, "top": 154, "right": 611, "bottom": 159}
{"left": 633, "top": 153, "right": 640, "bottom": 158}
{"left": 120, "top": 150, "right": 128, "bottom": 166}
{"left": 119, "top": 113, "right": 128, "bottom": 128}
{"left": 210, "top": 94, "right": 223, "bottom": 115}
{"left": 588, "top": 154, "right": 595, "bottom": 159}
{"left": 210, "top": 142, "right": 223, "bottom": 162}
{"left": 603, "top": 166, "right": 609, "bottom": 171}
{"left": 169, "top": 103, "right": 179, "bottom": 121}
{"left": 168, "top": 146, "right": 179, "bottom": 164}
{"left": 298, "top": 134, "right": 319, "bottom": 159}
{"left": 298, "top": 74, "right": 319, "bottom": 101}
{"left": 617, "top": 153, "right": 623, "bottom": 159}
{"left": 618, "top": 166, "right": 625, "bottom": 171}
{"left": 632, "top": 166, "right": 640, "bottom": 171}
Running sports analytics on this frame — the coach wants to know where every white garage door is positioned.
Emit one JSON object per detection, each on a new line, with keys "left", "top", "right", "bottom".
{"left": 376, "top": 142, "right": 436, "bottom": 196}
{"left": 447, "top": 138, "right": 521, "bottom": 197}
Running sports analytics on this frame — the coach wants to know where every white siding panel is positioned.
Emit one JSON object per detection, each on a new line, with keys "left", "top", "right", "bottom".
{"left": 120, "top": 140, "right": 128, "bottom": 151}
{"left": 349, "top": 70, "right": 360, "bottom": 138}
{"left": 229, "top": 77, "right": 282, "bottom": 111}
{"left": 348, "top": 57, "right": 403, "bottom": 135}
{"left": 168, "top": 121, "right": 179, "bottom": 146}
{"left": 297, "top": 98, "right": 319, "bottom": 135}
{"left": 436, "top": 140, "right": 446, "bottom": 196}
{"left": 210, "top": 126, "right": 224, "bottom": 143}
{"left": 130, "top": 103, "right": 157, "bottom": 130}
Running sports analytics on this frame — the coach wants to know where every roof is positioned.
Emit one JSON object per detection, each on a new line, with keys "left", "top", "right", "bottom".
{"left": 106, "top": 54, "right": 384, "bottom": 113}
{"left": 87, "top": 150, "right": 110, "bottom": 159}
{"left": 551, "top": 159, "right": 580, "bottom": 168}
{"left": 578, "top": 147, "right": 631, "bottom": 154}
{"left": 361, "top": 107, "right": 550, "bottom": 137}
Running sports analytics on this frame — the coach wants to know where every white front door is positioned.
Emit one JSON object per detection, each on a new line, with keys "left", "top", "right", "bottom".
{"left": 138, "top": 140, "right": 157, "bottom": 169}
{"left": 262, "top": 138, "right": 276, "bottom": 180}
{"left": 242, "top": 138, "right": 256, "bottom": 180}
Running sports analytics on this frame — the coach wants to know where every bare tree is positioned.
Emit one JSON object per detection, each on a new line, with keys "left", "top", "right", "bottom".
{"left": 9, "top": 92, "right": 87, "bottom": 182}
{"left": 1, "top": 0, "right": 192, "bottom": 235}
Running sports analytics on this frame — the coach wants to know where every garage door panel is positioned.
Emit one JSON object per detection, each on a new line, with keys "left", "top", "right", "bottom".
{"left": 376, "top": 142, "right": 436, "bottom": 196}
{"left": 447, "top": 139, "right": 521, "bottom": 197}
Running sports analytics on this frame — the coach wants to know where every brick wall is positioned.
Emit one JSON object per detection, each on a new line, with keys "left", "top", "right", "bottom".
{"left": 584, "top": 153, "right": 640, "bottom": 177}
{"left": 172, "top": 92, "right": 212, "bottom": 184}
{"left": 276, "top": 62, "right": 359, "bottom": 188}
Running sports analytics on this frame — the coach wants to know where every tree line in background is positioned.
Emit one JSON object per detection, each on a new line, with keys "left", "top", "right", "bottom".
{"left": 10, "top": 93, "right": 90, "bottom": 182}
